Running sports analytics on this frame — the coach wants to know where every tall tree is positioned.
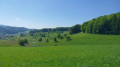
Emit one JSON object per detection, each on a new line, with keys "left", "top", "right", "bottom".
{"left": 70, "top": 24, "right": 81, "bottom": 34}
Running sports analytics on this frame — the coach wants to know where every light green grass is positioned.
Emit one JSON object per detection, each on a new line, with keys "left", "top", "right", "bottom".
{"left": 0, "top": 33, "right": 120, "bottom": 67}
{"left": 0, "top": 45, "right": 120, "bottom": 67}
{"left": 1, "top": 32, "right": 120, "bottom": 46}
{"left": 33, "top": 33, "right": 120, "bottom": 46}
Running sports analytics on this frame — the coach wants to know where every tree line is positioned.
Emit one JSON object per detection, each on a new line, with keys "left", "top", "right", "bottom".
{"left": 70, "top": 12, "right": 120, "bottom": 35}
{"left": 29, "top": 27, "right": 70, "bottom": 33}
{"left": 29, "top": 12, "right": 120, "bottom": 35}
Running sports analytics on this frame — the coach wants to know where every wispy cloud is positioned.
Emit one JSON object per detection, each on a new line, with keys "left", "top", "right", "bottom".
{"left": 15, "top": 17, "right": 21, "bottom": 21}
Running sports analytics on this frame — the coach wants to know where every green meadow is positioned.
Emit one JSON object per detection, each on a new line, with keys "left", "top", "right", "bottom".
{"left": 0, "top": 45, "right": 120, "bottom": 67}
{"left": 0, "top": 33, "right": 120, "bottom": 67}
{"left": 1, "top": 33, "right": 120, "bottom": 46}
{"left": 0, "top": 0, "right": 120, "bottom": 67}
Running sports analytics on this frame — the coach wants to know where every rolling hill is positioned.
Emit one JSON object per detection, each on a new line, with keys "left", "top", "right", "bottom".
{"left": 0, "top": 24, "right": 29, "bottom": 34}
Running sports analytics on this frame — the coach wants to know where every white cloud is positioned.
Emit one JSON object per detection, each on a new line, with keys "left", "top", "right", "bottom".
{"left": 15, "top": 17, "right": 21, "bottom": 20}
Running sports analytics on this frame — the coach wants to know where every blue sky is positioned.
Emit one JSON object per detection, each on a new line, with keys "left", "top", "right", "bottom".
{"left": 0, "top": 0, "right": 120, "bottom": 29}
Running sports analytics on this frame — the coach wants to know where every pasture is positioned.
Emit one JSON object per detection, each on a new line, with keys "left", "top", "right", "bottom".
{"left": 0, "top": 45, "right": 120, "bottom": 67}
{"left": 0, "top": 33, "right": 120, "bottom": 67}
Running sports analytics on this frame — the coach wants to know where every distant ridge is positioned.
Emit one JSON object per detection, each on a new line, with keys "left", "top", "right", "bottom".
{"left": 0, "top": 24, "right": 29, "bottom": 34}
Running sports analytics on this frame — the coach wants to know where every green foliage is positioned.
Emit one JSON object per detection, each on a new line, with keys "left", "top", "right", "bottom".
{"left": 1, "top": 33, "right": 120, "bottom": 47}
{"left": 57, "top": 34, "right": 61, "bottom": 39}
{"left": 29, "top": 27, "right": 70, "bottom": 33}
{"left": 41, "top": 34, "right": 46, "bottom": 37}
{"left": 57, "top": 33, "right": 64, "bottom": 39}
{"left": 55, "top": 27, "right": 70, "bottom": 32}
{"left": 70, "top": 24, "right": 81, "bottom": 34}
{"left": 46, "top": 39, "right": 49, "bottom": 43}
{"left": 59, "top": 36, "right": 64, "bottom": 39}
{"left": 18, "top": 39, "right": 28, "bottom": 46}
{"left": 38, "top": 38, "right": 42, "bottom": 41}
{"left": 64, "top": 34, "right": 67, "bottom": 37}
{"left": 66, "top": 36, "right": 71, "bottom": 41}
{"left": 24, "top": 39, "right": 28, "bottom": 44}
{"left": 54, "top": 38, "right": 57, "bottom": 42}
{"left": 81, "top": 12, "right": 120, "bottom": 34}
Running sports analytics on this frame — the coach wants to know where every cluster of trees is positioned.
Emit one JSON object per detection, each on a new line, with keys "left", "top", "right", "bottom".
{"left": 70, "top": 24, "right": 81, "bottom": 34}
{"left": 38, "top": 38, "right": 58, "bottom": 43}
{"left": 29, "top": 27, "right": 70, "bottom": 33}
{"left": 16, "top": 12, "right": 120, "bottom": 47}
{"left": 18, "top": 39, "right": 28, "bottom": 46}
{"left": 38, "top": 37, "right": 58, "bottom": 43}
{"left": 30, "top": 33, "right": 46, "bottom": 38}
{"left": 57, "top": 33, "right": 71, "bottom": 41}
{"left": 70, "top": 12, "right": 120, "bottom": 35}
{"left": 38, "top": 33, "right": 71, "bottom": 43}
{"left": 57, "top": 34, "right": 64, "bottom": 39}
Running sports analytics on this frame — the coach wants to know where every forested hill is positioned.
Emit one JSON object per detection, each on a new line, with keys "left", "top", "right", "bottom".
{"left": 81, "top": 12, "right": 120, "bottom": 34}
{"left": 29, "top": 27, "right": 70, "bottom": 33}
{"left": 30, "top": 12, "right": 120, "bottom": 35}
{"left": 0, "top": 25, "right": 29, "bottom": 34}
{"left": 1, "top": 12, "right": 120, "bottom": 35}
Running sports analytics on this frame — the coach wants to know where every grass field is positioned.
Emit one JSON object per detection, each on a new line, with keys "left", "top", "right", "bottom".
{"left": 0, "top": 33, "right": 120, "bottom": 67}
{"left": 1, "top": 33, "right": 120, "bottom": 46}
{"left": 0, "top": 45, "right": 120, "bottom": 67}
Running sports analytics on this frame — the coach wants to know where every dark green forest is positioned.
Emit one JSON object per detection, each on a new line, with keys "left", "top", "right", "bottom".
{"left": 30, "top": 12, "right": 120, "bottom": 35}
{"left": 81, "top": 12, "right": 120, "bottom": 34}
{"left": 70, "top": 12, "right": 120, "bottom": 34}
{"left": 29, "top": 27, "right": 70, "bottom": 33}
{"left": 1, "top": 12, "right": 120, "bottom": 35}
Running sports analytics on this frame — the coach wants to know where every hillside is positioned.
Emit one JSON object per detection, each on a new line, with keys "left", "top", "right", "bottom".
{"left": 81, "top": 12, "right": 120, "bottom": 34}
{"left": 0, "top": 12, "right": 120, "bottom": 67}
{"left": 0, "top": 25, "right": 29, "bottom": 34}
{"left": 0, "top": 33, "right": 120, "bottom": 67}
{"left": 28, "top": 12, "right": 120, "bottom": 35}
{"left": 1, "top": 32, "right": 120, "bottom": 47}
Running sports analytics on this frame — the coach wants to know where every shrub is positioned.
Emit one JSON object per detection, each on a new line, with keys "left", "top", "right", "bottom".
{"left": 58, "top": 34, "right": 61, "bottom": 39}
{"left": 18, "top": 39, "right": 28, "bottom": 46}
{"left": 46, "top": 39, "right": 49, "bottom": 43}
{"left": 66, "top": 36, "right": 72, "bottom": 41}
{"left": 64, "top": 34, "right": 67, "bottom": 37}
{"left": 54, "top": 38, "right": 58, "bottom": 42}
{"left": 59, "top": 36, "right": 64, "bottom": 39}
{"left": 38, "top": 38, "right": 42, "bottom": 41}
{"left": 25, "top": 39, "right": 28, "bottom": 44}
{"left": 41, "top": 34, "right": 45, "bottom": 37}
